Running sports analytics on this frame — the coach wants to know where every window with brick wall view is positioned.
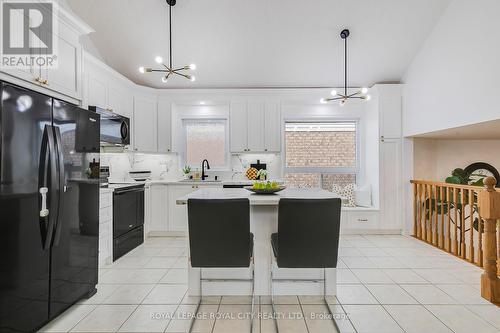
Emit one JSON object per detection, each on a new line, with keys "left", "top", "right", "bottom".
{"left": 284, "top": 122, "right": 357, "bottom": 190}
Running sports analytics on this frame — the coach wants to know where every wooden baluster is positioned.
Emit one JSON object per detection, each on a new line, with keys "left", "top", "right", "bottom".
{"left": 447, "top": 187, "right": 452, "bottom": 252}
{"left": 413, "top": 183, "right": 418, "bottom": 237}
{"left": 428, "top": 184, "right": 433, "bottom": 243}
{"left": 440, "top": 186, "right": 445, "bottom": 249}
{"left": 453, "top": 188, "right": 458, "bottom": 255}
{"left": 430, "top": 185, "right": 435, "bottom": 244}
{"left": 478, "top": 177, "right": 500, "bottom": 303}
{"left": 434, "top": 185, "right": 439, "bottom": 246}
{"left": 423, "top": 184, "right": 428, "bottom": 243}
{"left": 478, "top": 200, "right": 484, "bottom": 267}
{"left": 469, "top": 189, "right": 475, "bottom": 263}
{"left": 461, "top": 188, "right": 466, "bottom": 259}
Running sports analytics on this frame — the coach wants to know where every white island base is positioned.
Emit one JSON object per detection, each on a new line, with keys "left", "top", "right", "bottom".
{"left": 177, "top": 188, "right": 338, "bottom": 296}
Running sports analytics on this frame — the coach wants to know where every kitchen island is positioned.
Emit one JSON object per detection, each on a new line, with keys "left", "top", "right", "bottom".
{"left": 177, "top": 188, "right": 340, "bottom": 296}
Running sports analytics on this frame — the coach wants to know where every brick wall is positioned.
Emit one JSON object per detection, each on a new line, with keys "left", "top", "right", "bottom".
{"left": 284, "top": 130, "right": 357, "bottom": 189}
{"left": 285, "top": 131, "right": 356, "bottom": 168}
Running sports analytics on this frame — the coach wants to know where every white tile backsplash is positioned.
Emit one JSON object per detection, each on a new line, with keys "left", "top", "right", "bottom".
{"left": 100, "top": 152, "right": 282, "bottom": 182}
{"left": 100, "top": 153, "right": 179, "bottom": 182}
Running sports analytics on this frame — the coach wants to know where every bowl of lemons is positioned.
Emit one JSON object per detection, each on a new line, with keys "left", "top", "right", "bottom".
{"left": 245, "top": 181, "right": 286, "bottom": 194}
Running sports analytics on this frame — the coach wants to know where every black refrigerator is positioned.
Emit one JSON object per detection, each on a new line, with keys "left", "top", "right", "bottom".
{"left": 0, "top": 82, "right": 101, "bottom": 333}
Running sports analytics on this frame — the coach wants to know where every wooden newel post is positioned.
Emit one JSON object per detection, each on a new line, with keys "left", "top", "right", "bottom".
{"left": 479, "top": 177, "right": 500, "bottom": 304}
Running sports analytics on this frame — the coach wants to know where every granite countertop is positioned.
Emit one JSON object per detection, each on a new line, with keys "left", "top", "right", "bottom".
{"left": 176, "top": 188, "right": 340, "bottom": 206}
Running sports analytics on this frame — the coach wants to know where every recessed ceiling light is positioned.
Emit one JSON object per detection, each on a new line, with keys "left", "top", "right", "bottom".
{"left": 200, "top": 101, "right": 205, "bottom": 105}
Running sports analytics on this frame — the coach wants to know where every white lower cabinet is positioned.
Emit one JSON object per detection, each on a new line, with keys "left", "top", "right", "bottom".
{"left": 167, "top": 184, "right": 221, "bottom": 233}
{"left": 147, "top": 183, "right": 222, "bottom": 235}
{"left": 150, "top": 185, "right": 168, "bottom": 232}
{"left": 99, "top": 190, "right": 113, "bottom": 267}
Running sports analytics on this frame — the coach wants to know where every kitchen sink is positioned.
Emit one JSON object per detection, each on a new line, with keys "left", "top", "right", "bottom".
{"left": 178, "top": 179, "right": 222, "bottom": 183}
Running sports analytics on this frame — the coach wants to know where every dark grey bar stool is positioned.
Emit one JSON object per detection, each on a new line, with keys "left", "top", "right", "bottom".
{"left": 270, "top": 198, "right": 342, "bottom": 332}
{"left": 187, "top": 198, "right": 255, "bottom": 333}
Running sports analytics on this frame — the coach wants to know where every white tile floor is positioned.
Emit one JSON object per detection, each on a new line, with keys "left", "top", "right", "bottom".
{"left": 38, "top": 235, "right": 500, "bottom": 333}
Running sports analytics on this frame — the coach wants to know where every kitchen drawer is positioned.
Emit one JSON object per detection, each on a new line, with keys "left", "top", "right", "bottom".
{"left": 347, "top": 211, "right": 379, "bottom": 229}
{"left": 99, "top": 193, "right": 112, "bottom": 209}
{"left": 99, "top": 207, "right": 112, "bottom": 222}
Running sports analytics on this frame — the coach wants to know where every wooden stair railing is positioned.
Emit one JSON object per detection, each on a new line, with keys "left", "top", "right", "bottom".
{"left": 478, "top": 177, "right": 500, "bottom": 304}
{"left": 411, "top": 179, "right": 489, "bottom": 265}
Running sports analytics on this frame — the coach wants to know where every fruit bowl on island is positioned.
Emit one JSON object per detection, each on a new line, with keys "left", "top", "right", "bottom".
{"left": 245, "top": 181, "right": 286, "bottom": 194}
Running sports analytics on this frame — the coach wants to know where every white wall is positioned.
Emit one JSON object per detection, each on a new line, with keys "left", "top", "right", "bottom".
{"left": 413, "top": 138, "right": 500, "bottom": 181}
{"left": 403, "top": 0, "right": 500, "bottom": 137}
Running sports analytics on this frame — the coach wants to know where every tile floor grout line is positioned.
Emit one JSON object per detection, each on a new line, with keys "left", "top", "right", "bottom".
{"left": 419, "top": 303, "right": 460, "bottom": 333}
{"left": 162, "top": 290, "right": 187, "bottom": 333}
{"left": 63, "top": 304, "right": 99, "bottom": 333}
{"left": 297, "top": 296, "right": 311, "bottom": 333}
{"left": 379, "top": 304, "right": 410, "bottom": 333}
{"left": 209, "top": 294, "right": 223, "bottom": 333}
{"left": 114, "top": 303, "right": 141, "bottom": 333}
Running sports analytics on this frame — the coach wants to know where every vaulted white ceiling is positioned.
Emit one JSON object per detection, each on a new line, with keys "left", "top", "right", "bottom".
{"left": 66, "top": 0, "right": 451, "bottom": 89}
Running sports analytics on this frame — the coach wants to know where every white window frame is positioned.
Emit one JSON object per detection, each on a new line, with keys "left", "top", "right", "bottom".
{"left": 282, "top": 118, "right": 361, "bottom": 187}
{"left": 180, "top": 117, "right": 230, "bottom": 171}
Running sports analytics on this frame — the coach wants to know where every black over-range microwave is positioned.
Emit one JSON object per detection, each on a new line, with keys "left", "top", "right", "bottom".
{"left": 89, "top": 106, "right": 130, "bottom": 146}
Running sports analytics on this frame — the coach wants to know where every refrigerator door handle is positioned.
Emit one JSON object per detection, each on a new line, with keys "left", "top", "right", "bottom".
{"left": 39, "top": 187, "right": 49, "bottom": 217}
{"left": 39, "top": 124, "right": 58, "bottom": 250}
{"left": 52, "top": 126, "right": 65, "bottom": 247}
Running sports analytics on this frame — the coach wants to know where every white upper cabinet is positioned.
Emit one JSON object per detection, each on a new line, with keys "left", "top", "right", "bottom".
{"left": 377, "top": 85, "right": 402, "bottom": 139}
{"left": 0, "top": 7, "right": 91, "bottom": 102}
{"left": 43, "top": 22, "right": 82, "bottom": 100}
{"left": 86, "top": 69, "right": 108, "bottom": 109}
{"left": 264, "top": 101, "right": 281, "bottom": 152}
{"left": 108, "top": 81, "right": 133, "bottom": 118}
{"left": 157, "top": 100, "right": 172, "bottom": 153}
{"left": 247, "top": 101, "right": 265, "bottom": 152}
{"left": 133, "top": 94, "right": 158, "bottom": 152}
{"left": 230, "top": 100, "right": 281, "bottom": 153}
{"left": 230, "top": 101, "right": 249, "bottom": 152}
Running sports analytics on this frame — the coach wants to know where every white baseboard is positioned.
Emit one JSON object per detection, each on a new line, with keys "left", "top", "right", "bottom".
{"left": 340, "top": 229, "right": 402, "bottom": 235}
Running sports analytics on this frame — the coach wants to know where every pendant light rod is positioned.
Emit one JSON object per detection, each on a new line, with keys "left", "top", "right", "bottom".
{"left": 169, "top": 3, "right": 172, "bottom": 69}
{"left": 320, "top": 28, "right": 371, "bottom": 105}
{"left": 344, "top": 33, "right": 347, "bottom": 96}
{"left": 138, "top": 0, "right": 196, "bottom": 83}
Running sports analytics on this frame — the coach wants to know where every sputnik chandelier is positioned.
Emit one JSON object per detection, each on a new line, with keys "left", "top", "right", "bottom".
{"left": 321, "top": 29, "right": 370, "bottom": 106}
{"left": 139, "top": 0, "right": 196, "bottom": 83}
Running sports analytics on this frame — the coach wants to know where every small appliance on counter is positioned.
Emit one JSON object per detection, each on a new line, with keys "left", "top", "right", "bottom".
{"left": 246, "top": 160, "right": 267, "bottom": 180}
{"left": 89, "top": 106, "right": 130, "bottom": 146}
{"left": 99, "top": 166, "right": 110, "bottom": 187}
{"left": 88, "top": 159, "right": 100, "bottom": 179}
{"left": 129, "top": 170, "right": 152, "bottom": 181}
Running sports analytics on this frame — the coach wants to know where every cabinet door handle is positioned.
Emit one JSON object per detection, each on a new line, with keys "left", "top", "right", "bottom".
{"left": 265, "top": 149, "right": 268, "bottom": 152}
{"left": 357, "top": 219, "right": 368, "bottom": 222}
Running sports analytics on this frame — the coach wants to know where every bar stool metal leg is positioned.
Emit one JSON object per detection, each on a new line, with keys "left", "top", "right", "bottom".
{"left": 188, "top": 268, "right": 203, "bottom": 333}
{"left": 250, "top": 257, "right": 255, "bottom": 333}
{"left": 190, "top": 264, "right": 256, "bottom": 333}
{"left": 323, "top": 268, "right": 342, "bottom": 333}
{"left": 270, "top": 264, "right": 279, "bottom": 333}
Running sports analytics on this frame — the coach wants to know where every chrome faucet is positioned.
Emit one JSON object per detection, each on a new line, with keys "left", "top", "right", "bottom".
{"left": 201, "top": 159, "right": 210, "bottom": 181}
